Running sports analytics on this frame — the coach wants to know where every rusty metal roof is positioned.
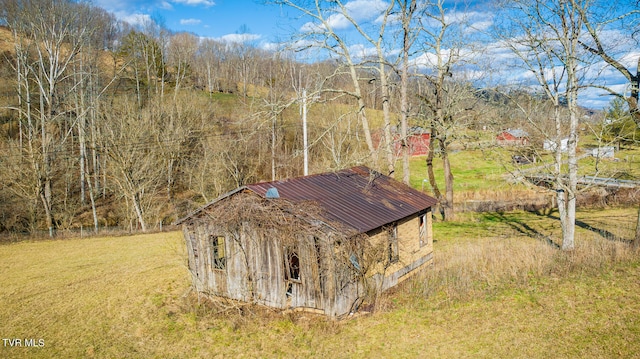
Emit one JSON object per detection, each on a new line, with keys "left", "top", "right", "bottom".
{"left": 176, "top": 166, "right": 437, "bottom": 234}
{"left": 246, "top": 166, "right": 436, "bottom": 234}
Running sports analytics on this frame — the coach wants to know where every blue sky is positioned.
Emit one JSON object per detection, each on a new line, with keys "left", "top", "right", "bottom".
{"left": 93, "top": 0, "right": 637, "bottom": 110}
{"left": 94, "top": 0, "right": 295, "bottom": 46}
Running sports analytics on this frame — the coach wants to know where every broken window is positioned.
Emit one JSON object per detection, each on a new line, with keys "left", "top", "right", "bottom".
{"left": 284, "top": 246, "right": 301, "bottom": 298}
{"left": 388, "top": 225, "right": 399, "bottom": 263}
{"left": 284, "top": 246, "right": 300, "bottom": 282}
{"left": 210, "top": 235, "right": 226, "bottom": 270}
{"left": 419, "top": 214, "right": 427, "bottom": 247}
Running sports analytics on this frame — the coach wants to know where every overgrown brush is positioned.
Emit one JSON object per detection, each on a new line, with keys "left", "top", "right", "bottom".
{"left": 405, "top": 234, "right": 638, "bottom": 307}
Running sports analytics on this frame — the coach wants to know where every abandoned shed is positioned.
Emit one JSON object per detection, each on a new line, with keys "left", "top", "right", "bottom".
{"left": 175, "top": 166, "right": 437, "bottom": 317}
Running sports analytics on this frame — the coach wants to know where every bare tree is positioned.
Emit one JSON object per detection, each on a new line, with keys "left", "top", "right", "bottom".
{"left": 118, "top": 28, "right": 166, "bottom": 107}
{"left": 417, "top": 0, "right": 478, "bottom": 221}
{"left": 98, "top": 97, "right": 165, "bottom": 232}
{"left": 167, "top": 32, "right": 198, "bottom": 102}
{"left": 398, "top": 0, "right": 419, "bottom": 185}
{"left": 2, "top": 0, "right": 103, "bottom": 236}
{"left": 194, "top": 38, "right": 224, "bottom": 94}
{"left": 576, "top": 1, "right": 640, "bottom": 246}
{"left": 273, "top": 0, "right": 387, "bottom": 167}
{"left": 273, "top": 1, "right": 428, "bottom": 182}
{"left": 72, "top": 6, "right": 123, "bottom": 233}
{"left": 497, "top": 0, "right": 590, "bottom": 250}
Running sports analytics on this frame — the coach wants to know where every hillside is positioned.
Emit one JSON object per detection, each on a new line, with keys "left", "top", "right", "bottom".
{"left": 0, "top": 13, "right": 638, "bottom": 238}
{"left": 0, "top": 26, "right": 13, "bottom": 53}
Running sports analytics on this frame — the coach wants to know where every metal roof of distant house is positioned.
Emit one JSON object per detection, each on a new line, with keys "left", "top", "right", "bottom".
{"left": 504, "top": 129, "right": 529, "bottom": 138}
{"left": 176, "top": 166, "right": 437, "bottom": 235}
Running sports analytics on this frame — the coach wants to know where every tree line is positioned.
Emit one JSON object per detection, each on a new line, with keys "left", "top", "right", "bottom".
{"left": 0, "top": 0, "right": 638, "bottom": 248}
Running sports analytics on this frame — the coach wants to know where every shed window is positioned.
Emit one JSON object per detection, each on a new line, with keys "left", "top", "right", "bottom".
{"left": 388, "top": 225, "right": 399, "bottom": 263}
{"left": 210, "top": 236, "right": 226, "bottom": 270}
{"left": 419, "top": 214, "right": 427, "bottom": 247}
{"left": 284, "top": 246, "right": 300, "bottom": 282}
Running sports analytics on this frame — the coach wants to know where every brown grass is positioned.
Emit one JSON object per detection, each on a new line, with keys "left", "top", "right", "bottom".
{"left": 0, "top": 208, "right": 639, "bottom": 358}
{"left": 409, "top": 234, "right": 636, "bottom": 306}
{"left": 0, "top": 26, "right": 14, "bottom": 54}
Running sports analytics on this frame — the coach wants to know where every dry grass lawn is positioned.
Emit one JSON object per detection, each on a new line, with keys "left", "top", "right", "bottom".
{"left": 1, "top": 208, "right": 639, "bottom": 358}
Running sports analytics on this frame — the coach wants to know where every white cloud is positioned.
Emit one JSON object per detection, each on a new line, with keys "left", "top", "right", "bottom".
{"left": 412, "top": 52, "right": 439, "bottom": 69}
{"left": 417, "top": 9, "right": 494, "bottom": 35}
{"left": 300, "top": 0, "right": 390, "bottom": 32}
{"left": 348, "top": 44, "right": 377, "bottom": 58}
{"left": 173, "top": 0, "right": 215, "bottom": 6}
{"left": 94, "top": 0, "right": 212, "bottom": 20}
{"left": 344, "top": 0, "right": 388, "bottom": 21}
{"left": 470, "top": 20, "right": 492, "bottom": 32}
{"left": 581, "top": 86, "right": 623, "bottom": 109}
{"left": 325, "top": 13, "right": 352, "bottom": 30}
{"left": 300, "top": 22, "right": 324, "bottom": 33}
{"left": 121, "top": 13, "right": 153, "bottom": 27}
{"left": 216, "top": 33, "right": 262, "bottom": 43}
{"left": 180, "top": 18, "right": 202, "bottom": 25}
{"left": 412, "top": 47, "right": 468, "bottom": 70}
{"left": 619, "top": 51, "right": 640, "bottom": 69}
{"left": 261, "top": 42, "right": 282, "bottom": 52}
{"left": 480, "top": 33, "right": 640, "bottom": 109}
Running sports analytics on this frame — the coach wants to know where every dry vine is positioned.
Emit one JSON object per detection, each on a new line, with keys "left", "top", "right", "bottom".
{"left": 196, "top": 190, "right": 392, "bottom": 315}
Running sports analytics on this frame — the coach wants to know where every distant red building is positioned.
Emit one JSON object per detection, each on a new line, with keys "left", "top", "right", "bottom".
{"left": 496, "top": 129, "right": 529, "bottom": 146}
{"left": 374, "top": 129, "right": 431, "bottom": 157}
{"left": 396, "top": 132, "right": 431, "bottom": 156}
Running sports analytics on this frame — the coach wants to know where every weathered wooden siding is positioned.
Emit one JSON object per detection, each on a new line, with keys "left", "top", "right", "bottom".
{"left": 183, "top": 227, "right": 202, "bottom": 292}
{"left": 245, "top": 226, "right": 286, "bottom": 308}
{"left": 182, "top": 207, "right": 434, "bottom": 318}
{"left": 364, "top": 210, "right": 434, "bottom": 291}
{"left": 185, "top": 219, "right": 336, "bottom": 313}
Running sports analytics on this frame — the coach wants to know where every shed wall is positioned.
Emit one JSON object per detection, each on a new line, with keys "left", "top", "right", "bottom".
{"left": 182, "top": 207, "right": 433, "bottom": 317}
{"left": 366, "top": 209, "right": 434, "bottom": 290}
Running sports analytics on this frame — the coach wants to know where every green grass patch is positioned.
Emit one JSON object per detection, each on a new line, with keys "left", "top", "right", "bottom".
{"left": 404, "top": 149, "right": 526, "bottom": 193}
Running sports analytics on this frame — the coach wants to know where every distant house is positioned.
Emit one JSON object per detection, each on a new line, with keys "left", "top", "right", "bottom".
{"left": 590, "top": 146, "right": 615, "bottom": 159}
{"left": 175, "top": 166, "right": 437, "bottom": 317}
{"left": 543, "top": 138, "right": 569, "bottom": 152}
{"left": 496, "top": 129, "right": 529, "bottom": 146}
{"left": 402, "top": 129, "right": 431, "bottom": 156}
{"left": 375, "top": 127, "right": 432, "bottom": 156}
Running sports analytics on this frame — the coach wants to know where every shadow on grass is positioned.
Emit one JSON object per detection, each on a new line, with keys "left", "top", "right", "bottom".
{"left": 481, "top": 212, "right": 560, "bottom": 249}
{"left": 542, "top": 213, "right": 632, "bottom": 244}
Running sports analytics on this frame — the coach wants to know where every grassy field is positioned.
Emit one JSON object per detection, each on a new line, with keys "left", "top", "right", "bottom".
{"left": 1, "top": 208, "right": 639, "bottom": 358}
{"left": 404, "top": 149, "right": 517, "bottom": 191}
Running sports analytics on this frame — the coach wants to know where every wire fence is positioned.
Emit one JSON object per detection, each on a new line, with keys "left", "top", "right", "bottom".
{"left": 0, "top": 223, "right": 180, "bottom": 243}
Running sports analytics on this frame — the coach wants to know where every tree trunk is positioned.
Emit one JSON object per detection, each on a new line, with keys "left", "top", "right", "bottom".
{"left": 354, "top": 90, "right": 376, "bottom": 163}
{"left": 380, "top": 69, "right": 395, "bottom": 177}
{"left": 633, "top": 205, "right": 640, "bottom": 249}
{"left": 39, "top": 178, "right": 54, "bottom": 237}
{"left": 563, "top": 52, "right": 580, "bottom": 251}
{"left": 132, "top": 192, "right": 147, "bottom": 232}
{"left": 400, "top": 0, "right": 416, "bottom": 186}
{"left": 426, "top": 128, "right": 444, "bottom": 219}
{"left": 441, "top": 140, "right": 454, "bottom": 221}
{"left": 562, "top": 192, "right": 576, "bottom": 251}
{"left": 271, "top": 113, "right": 277, "bottom": 181}
{"left": 86, "top": 171, "right": 99, "bottom": 233}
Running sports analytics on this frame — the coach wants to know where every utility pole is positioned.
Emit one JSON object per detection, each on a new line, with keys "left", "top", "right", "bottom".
{"left": 302, "top": 88, "right": 309, "bottom": 176}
